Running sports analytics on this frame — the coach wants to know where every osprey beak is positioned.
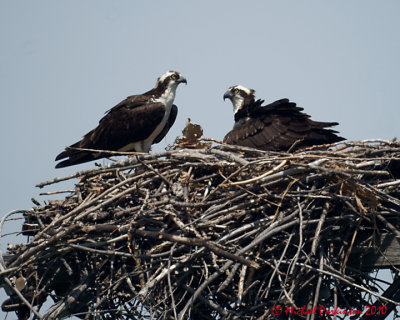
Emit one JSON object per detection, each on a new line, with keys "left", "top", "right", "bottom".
{"left": 223, "top": 90, "right": 233, "bottom": 101}
{"left": 177, "top": 77, "right": 187, "bottom": 85}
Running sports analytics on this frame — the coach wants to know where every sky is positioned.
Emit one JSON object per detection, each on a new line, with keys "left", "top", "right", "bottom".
{"left": 0, "top": 1, "right": 399, "bottom": 318}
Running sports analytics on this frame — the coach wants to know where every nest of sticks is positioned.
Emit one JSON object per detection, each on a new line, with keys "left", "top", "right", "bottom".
{"left": 1, "top": 138, "right": 400, "bottom": 320}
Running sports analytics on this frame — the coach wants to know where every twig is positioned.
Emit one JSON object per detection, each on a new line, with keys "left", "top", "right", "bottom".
{"left": 311, "top": 202, "right": 329, "bottom": 255}
{"left": 168, "top": 243, "right": 178, "bottom": 320}
{"left": 310, "top": 251, "right": 324, "bottom": 320}
{"left": 131, "top": 229, "right": 259, "bottom": 269}
{"left": 230, "top": 160, "right": 288, "bottom": 185}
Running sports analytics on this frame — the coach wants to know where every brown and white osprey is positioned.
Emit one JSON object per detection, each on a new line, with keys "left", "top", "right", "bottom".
{"left": 223, "top": 85, "right": 345, "bottom": 151}
{"left": 55, "top": 71, "right": 187, "bottom": 168}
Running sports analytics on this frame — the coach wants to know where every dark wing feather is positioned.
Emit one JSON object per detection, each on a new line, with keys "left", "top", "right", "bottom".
{"left": 55, "top": 98, "right": 167, "bottom": 168}
{"left": 224, "top": 99, "right": 345, "bottom": 151}
{"left": 82, "top": 102, "right": 166, "bottom": 149}
{"left": 103, "top": 94, "right": 153, "bottom": 114}
{"left": 153, "top": 104, "right": 178, "bottom": 144}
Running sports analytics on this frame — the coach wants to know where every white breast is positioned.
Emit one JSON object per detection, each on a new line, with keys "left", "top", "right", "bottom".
{"left": 118, "top": 83, "right": 178, "bottom": 153}
{"left": 142, "top": 103, "right": 171, "bottom": 152}
{"left": 117, "top": 104, "right": 171, "bottom": 153}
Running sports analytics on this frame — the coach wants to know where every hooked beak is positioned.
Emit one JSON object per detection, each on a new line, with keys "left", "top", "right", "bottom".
{"left": 177, "top": 77, "right": 187, "bottom": 85}
{"left": 223, "top": 90, "right": 233, "bottom": 101}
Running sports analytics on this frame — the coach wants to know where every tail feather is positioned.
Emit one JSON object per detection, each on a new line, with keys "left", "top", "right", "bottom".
{"left": 55, "top": 151, "right": 100, "bottom": 168}
{"left": 55, "top": 149, "right": 71, "bottom": 161}
{"left": 304, "top": 129, "right": 345, "bottom": 146}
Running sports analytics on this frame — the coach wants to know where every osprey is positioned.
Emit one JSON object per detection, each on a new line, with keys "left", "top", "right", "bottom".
{"left": 223, "top": 85, "right": 345, "bottom": 151}
{"left": 55, "top": 71, "right": 187, "bottom": 168}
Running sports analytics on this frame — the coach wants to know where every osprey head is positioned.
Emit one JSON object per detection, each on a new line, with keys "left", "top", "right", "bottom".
{"left": 223, "top": 85, "right": 255, "bottom": 114}
{"left": 156, "top": 70, "right": 187, "bottom": 89}
{"left": 153, "top": 70, "right": 187, "bottom": 106}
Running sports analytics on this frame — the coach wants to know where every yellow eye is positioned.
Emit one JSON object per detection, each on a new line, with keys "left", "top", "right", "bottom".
{"left": 234, "top": 89, "right": 239, "bottom": 94}
{"left": 171, "top": 74, "right": 177, "bottom": 80}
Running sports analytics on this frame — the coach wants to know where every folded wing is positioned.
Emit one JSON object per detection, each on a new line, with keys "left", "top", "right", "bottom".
{"left": 224, "top": 99, "right": 344, "bottom": 151}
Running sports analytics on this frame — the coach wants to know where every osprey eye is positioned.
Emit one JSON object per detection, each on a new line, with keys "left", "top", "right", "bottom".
{"left": 171, "top": 74, "right": 177, "bottom": 80}
{"left": 234, "top": 89, "right": 239, "bottom": 94}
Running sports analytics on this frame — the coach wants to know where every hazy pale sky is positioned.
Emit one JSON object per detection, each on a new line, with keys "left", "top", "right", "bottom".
{"left": 0, "top": 1, "right": 399, "bottom": 317}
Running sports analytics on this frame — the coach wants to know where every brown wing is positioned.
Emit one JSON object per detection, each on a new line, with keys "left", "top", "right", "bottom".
{"left": 55, "top": 97, "right": 167, "bottom": 168}
{"left": 102, "top": 94, "right": 152, "bottom": 115}
{"left": 224, "top": 99, "right": 345, "bottom": 151}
